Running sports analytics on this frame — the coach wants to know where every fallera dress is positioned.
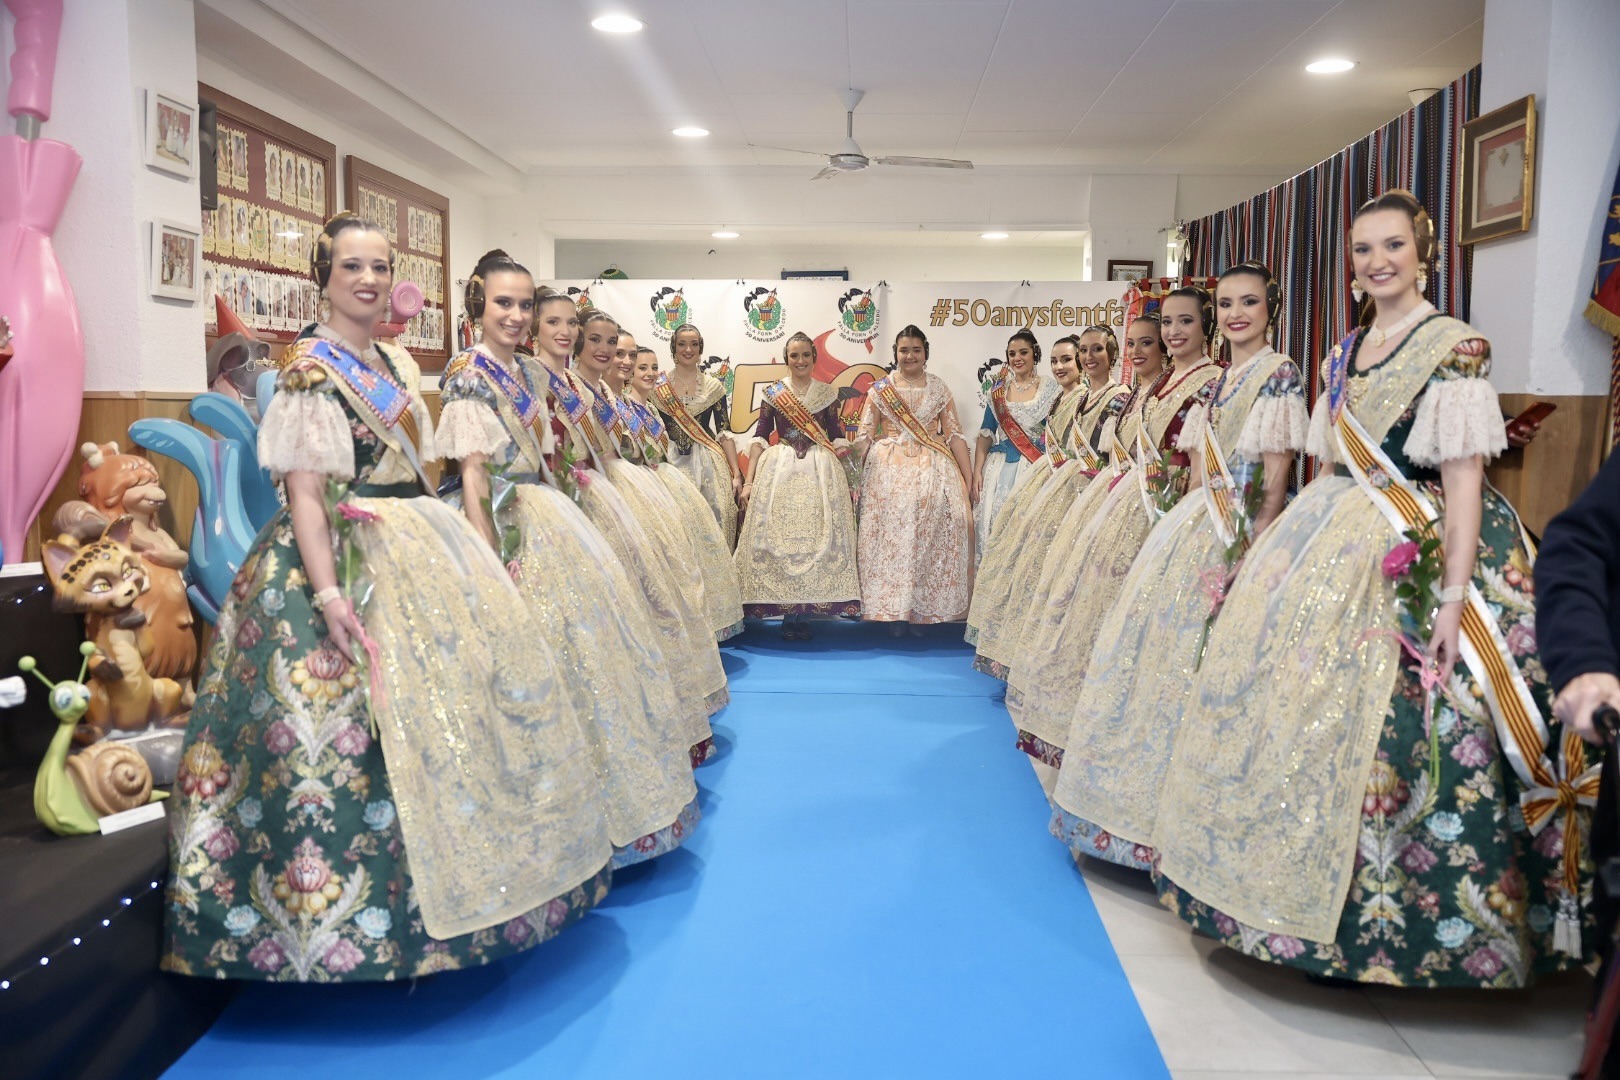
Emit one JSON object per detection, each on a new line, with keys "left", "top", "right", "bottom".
{"left": 436, "top": 347, "right": 701, "bottom": 868}
{"left": 600, "top": 381, "right": 744, "bottom": 642}
{"left": 654, "top": 371, "right": 738, "bottom": 548}
{"left": 1153, "top": 315, "right": 1595, "bottom": 988}
{"left": 855, "top": 372, "right": 973, "bottom": 623}
{"left": 1050, "top": 346, "right": 1308, "bottom": 870}
{"left": 973, "top": 373, "right": 1062, "bottom": 558}
{"left": 734, "top": 378, "right": 862, "bottom": 619}
{"left": 1007, "top": 359, "right": 1221, "bottom": 765}
{"left": 538, "top": 361, "right": 727, "bottom": 757}
{"left": 163, "top": 331, "right": 612, "bottom": 982}
{"left": 965, "top": 380, "right": 1127, "bottom": 670}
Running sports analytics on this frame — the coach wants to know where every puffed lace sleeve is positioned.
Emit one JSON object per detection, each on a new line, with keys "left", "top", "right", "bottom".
{"left": 436, "top": 366, "right": 512, "bottom": 462}
{"left": 1404, "top": 338, "right": 1508, "bottom": 466}
{"left": 856, "top": 394, "right": 880, "bottom": 443}
{"left": 942, "top": 394, "right": 968, "bottom": 446}
{"left": 1174, "top": 403, "right": 1207, "bottom": 453}
{"left": 257, "top": 360, "right": 355, "bottom": 482}
{"left": 1236, "top": 358, "right": 1311, "bottom": 458}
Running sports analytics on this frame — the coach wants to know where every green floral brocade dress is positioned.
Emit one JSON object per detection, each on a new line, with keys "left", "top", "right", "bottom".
{"left": 162, "top": 334, "right": 611, "bottom": 982}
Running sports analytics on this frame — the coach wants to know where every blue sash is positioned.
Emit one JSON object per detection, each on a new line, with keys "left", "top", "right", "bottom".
{"left": 307, "top": 338, "right": 408, "bottom": 428}
{"left": 543, "top": 365, "right": 591, "bottom": 427}
{"left": 468, "top": 351, "right": 540, "bottom": 429}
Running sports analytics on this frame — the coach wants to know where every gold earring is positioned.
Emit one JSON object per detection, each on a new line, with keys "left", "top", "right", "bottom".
{"left": 1416, "top": 268, "right": 1429, "bottom": 294}
{"left": 317, "top": 293, "right": 331, "bottom": 323}
{"left": 1351, "top": 280, "right": 1365, "bottom": 304}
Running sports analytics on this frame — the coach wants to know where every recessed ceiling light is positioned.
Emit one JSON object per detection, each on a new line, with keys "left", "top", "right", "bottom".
{"left": 591, "top": 14, "right": 643, "bottom": 33}
{"left": 981, "top": 232, "right": 1009, "bottom": 240}
{"left": 711, "top": 231, "right": 739, "bottom": 239}
{"left": 1305, "top": 58, "right": 1356, "bottom": 74}
{"left": 672, "top": 126, "right": 710, "bottom": 138}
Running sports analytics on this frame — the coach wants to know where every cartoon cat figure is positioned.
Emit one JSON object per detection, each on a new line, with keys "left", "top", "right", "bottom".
{"left": 42, "top": 517, "right": 190, "bottom": 740}
{"left": 53, "top": 441, "right": 196, "bottom": 681}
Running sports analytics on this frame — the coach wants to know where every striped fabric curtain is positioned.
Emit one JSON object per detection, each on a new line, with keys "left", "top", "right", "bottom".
{"left": 1184, "top": 65, "right": 1481, "bottom": 400}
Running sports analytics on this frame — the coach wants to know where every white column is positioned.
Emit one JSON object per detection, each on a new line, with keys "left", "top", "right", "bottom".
{"left": 1470, "top": 0, "right": 1620, "bottom": 396}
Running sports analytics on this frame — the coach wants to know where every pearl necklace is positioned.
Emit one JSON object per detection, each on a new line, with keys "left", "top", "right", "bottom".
{"left": 1369, "top": 301, "right": 1433, "bottom": 347}
{"left": 1009, "top": 369, "right": 1037, "bottom": 391}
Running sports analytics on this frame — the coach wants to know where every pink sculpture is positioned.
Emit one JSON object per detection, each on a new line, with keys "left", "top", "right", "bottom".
{"left": 0, "top": 0, "right": 84, "bottom": 566}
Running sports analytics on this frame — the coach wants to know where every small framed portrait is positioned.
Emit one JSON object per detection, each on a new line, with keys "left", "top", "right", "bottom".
{"left": 265, "top": 144, "right": 282, "bottom": 203}
{"left": 231, "top": 130, "right": 250, "bottom": 191}
{"left": 296, "top": 156, "right": 313, "bottom": 213}
{"left": 268, "top": 210, "right": 285, "bottom": 268}
{"left": 233, "top": 200, "right": 251, "bottom": 260}
{"left": 149, "top": 219, "right": 201, "bottom": 300}
{"left": 200, "top": 208, "right": 215, "bottom": 256}
{"left": 310, "top": 160, "right": 326, "bottom": 216}
{"left": 282, "top": 154, "right": 298, "bottom": 207}
{"left": 1107, "top": 259, "right": 1153, "bottom": 283}
{"left": 1461, "top": 93, "right": 1537, "bottom": 245}
{"left": 201, "top": 262, "right": 217, "bottom": 319}
{"left": 250, "top": 206, "right": 270, "bottom": 264}
{"left": 144, "top": 91, "right": 197, "bottom": 178}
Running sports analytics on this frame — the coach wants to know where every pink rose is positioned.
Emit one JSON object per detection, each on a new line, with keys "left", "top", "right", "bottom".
{"left": 543, "top": 897, "right": 572, "bottom": 928}
{"left": 1506, "top": 623, "right": 1537, "bottom": 657}
{"left": 323, "top": 938, "right": 365, "bottom": 974}
{"left": 1399, "top": 842, "right": 1438, "bottom": 874}
{"left": 1382, "top": 541, "right": 1421, "bottom": 579}
{"left": 1265, "top": 934, "right": 1306, "bottom": 959}
{"left": 203, "top": 826, "right": 240, "bottom": 861}
{"left": 1450, "top": 732, "right": 1492, "bottom": 769}
{"left": 248, "top": 938, "right": 287, "bottom": 973}
{"left": 264, "top": 721, "right": 297, "bottom": 756}
{"left": 235, "top": 618, "right": 264, "bottom": 651}
{"left": 572, "top": 466, "right": 591, "bottom": 490}
{"left": 503, "top": 917, "right": 534, "bottom": 946}
{"left": 1461, "top": 946, "right": 1504, "bottom": 980}
{"left": 332, "top": 723, "right": 371, "bottom": 757}
{"left": 335, "top": 502, "right": 380, "bottom": 523}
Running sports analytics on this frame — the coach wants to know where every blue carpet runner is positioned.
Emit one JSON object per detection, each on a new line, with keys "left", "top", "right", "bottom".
{"left": 167, "top": 621, "right": 1166, "bottom": 1079}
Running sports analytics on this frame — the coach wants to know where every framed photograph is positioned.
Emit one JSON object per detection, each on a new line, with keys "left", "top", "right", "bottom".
{"left": 281, "top": 153, "right": 297, "bottom": 207}
{"left": 231, "top": 130, "right": 250, "bottom": 191}
{"left": 1107, "top": 259, "right": 1153, "bottom": 283}
{"left": 296, "top": 156, "right": 313, "bottom": 213}
{"left": 265, "top": 144, "right": 282, "bottom": 203}
{"left": 311, "top": 160, "right": 326, "bottom": 216}
{"left": 149, "top": 219, "right": 201, "bottom": 300}
{"left": 1461, "top": 93, "right": 1537, "bottom": 245}
{"left": 144, "top": 91, "right": 197, "bottom": 178}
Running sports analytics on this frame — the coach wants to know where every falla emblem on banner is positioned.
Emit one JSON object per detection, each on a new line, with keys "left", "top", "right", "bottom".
{"left": 565, "top": 285, "right": 592, "bottom": 311}
{"left": 838, "top": 287, "right": 880, "bottom": 343}
{"left": 649, "top": 286, "right": 692, "bottom": 339}
{"left": 742, "top": 286, "right": 786, "bottom": 342}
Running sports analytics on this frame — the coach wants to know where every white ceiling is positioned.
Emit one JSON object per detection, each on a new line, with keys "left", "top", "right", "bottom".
{"left": 247, "top": 0, "right": 1482, "bottom": 174}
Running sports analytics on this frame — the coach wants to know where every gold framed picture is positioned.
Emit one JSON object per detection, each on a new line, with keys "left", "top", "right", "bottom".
{"left": 1460, "top": 93, "right": 1536, "bottom": 245}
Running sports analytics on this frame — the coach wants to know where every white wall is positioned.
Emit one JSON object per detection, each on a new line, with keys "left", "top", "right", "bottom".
{"left": 1470, "top": 0, "right": 1620, "bottom": 396}
{"left": 555, "top": 240, "right": 1085, "bottom": 283}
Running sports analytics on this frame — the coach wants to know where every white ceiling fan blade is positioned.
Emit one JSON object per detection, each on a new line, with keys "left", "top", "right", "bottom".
{"left": 808, "top": 164, "right": 843, "bottom": 182}
{"left": 871, "top": 156, "right": 975, "bottom": 170}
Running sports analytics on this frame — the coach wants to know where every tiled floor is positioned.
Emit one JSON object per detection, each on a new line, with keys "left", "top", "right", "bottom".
{"left": 1077, "top": 837, "right": 1592, "bottom": 1080}
{"left": 1023, "top": 741, "right": 1594, "bottom": 1079}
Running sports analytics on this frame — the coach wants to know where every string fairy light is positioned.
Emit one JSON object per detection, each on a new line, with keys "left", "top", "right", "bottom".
{"left": 0, "top": 878, "right": 163, "bottom": 992}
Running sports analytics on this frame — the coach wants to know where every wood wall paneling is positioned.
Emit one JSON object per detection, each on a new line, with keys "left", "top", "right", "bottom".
{"left": 1486, "top": 393, "right": 1608, "bottom": 538}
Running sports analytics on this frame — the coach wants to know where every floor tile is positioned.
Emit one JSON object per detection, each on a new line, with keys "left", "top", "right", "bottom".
{"left": 1364, "top": 973, "right": 1590, "bottom": 1079}
{"left": 1080, "top": 859, "right": 1219, "bottom": 958}
{"left": 1121, "top": 949, "right": 1432, "bottom": 1075}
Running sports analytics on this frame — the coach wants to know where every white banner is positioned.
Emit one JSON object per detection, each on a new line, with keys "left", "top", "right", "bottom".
{"left": 550, "top": 279, "right": 1130, "bottom": 442}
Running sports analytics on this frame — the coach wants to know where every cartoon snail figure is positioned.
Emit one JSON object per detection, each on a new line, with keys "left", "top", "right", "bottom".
{"left": 15, "top": 644, "right": 165, "bottom": 836}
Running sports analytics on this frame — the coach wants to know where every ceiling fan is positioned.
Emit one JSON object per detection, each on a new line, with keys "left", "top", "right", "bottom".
{"left": 753, "top": 88, "right": 974, "bottom": 181}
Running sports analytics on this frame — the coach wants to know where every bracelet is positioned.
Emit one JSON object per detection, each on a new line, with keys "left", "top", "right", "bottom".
{"left": 314, "top": 586, "right": 344, "bottom": 607}
{"left": 1439, "top": 585, "right": 1468, "bottom": 605}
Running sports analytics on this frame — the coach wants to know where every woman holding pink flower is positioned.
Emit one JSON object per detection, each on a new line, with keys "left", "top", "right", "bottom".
{"left": 1152, "top": 191, "right": 1591, "bottom": 989}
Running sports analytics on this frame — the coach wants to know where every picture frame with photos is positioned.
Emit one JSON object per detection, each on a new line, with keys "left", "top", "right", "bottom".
{"left": 1107, "top": 259, "right": 1153, "bottom": 283}
{"left": 144, "top": 90, "right": 197, "bottom": 178}
{"left": 1461, "top": 93, "right": 1537, "bottom": 245}
{"left": 150, "top": 219, "right": 202, "bottom": 300}
{"left": 346, "top": 154, "right": 452, "bottom": 365}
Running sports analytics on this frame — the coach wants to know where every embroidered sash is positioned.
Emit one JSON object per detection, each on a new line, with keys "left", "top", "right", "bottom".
{"left": 303, "top": 338, "right": 432, "bottom": 494}
{"left": 446, "top": 350, "right": 541, "bottom": 430}
{"left": 989, "top": 375, "right": 1043, "bottom": 463}
{"left": 540, "top": 365, "right": 610, "bottom": 471}
{"left": 1134, "top": 413, "right": 1167, "bottom": 519}
{"left": 763, "top": 381, "right": 840, "bottom": 457}
{"left": 871, "top": 376, "right": 951, "bottom": 457}
{"left": 654, "top": 375, "right": 727, "bottom": 457}
{"left": 1333, "top": 384, "right": 1596, "bottom": 932}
